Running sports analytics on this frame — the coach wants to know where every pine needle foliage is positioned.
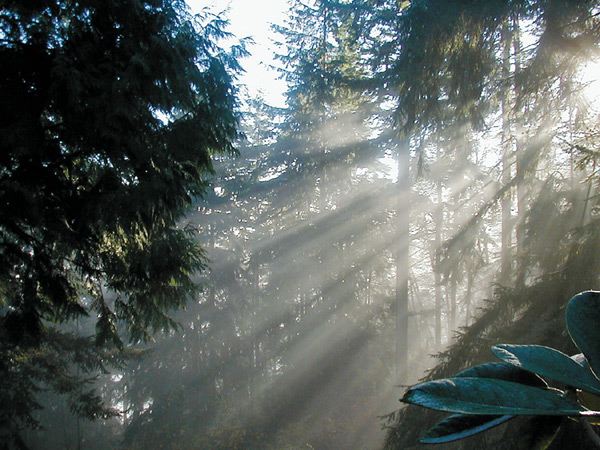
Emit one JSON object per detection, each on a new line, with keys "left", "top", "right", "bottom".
{"left": 0, "top": 0, "right": 244, "bottom": 441}
{"left": 374, "top": 0, "right": 600, "bottom": 447}
{"left": 384, "top": 211, "right": 600, "bottom": 448}
{"left": 364, "top": 0, "right": 600, "bottom": 134}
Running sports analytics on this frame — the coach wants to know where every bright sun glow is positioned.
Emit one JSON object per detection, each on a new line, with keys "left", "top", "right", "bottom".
{"left": 13, "top": 1, "right": 600, "bottom": 449}
{"left": 580, "top": 58, "right": 600, "bottom": 107}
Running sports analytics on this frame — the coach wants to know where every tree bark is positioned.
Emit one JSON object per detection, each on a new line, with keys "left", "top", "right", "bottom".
{"left": 500, "top": 19, "right": 513, "bottom": 286}
{"left": 395, "top": 137, "right": 410, "bottom": 385}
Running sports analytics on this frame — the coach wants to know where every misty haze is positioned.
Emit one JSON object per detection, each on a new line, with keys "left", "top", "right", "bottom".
{"left": 3, "top": 1, "right": 600, "bottom": 449}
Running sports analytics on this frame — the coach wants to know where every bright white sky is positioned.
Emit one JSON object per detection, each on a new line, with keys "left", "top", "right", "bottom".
{"left": 187, "top": 0, "right": 289, "bottom": 108}
{"left": 184, "top": 2, "right": 600, "bottom": 113}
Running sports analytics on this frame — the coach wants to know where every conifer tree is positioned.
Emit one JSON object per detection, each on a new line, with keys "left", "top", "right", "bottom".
{"left": 0, "top": 0, "right": 243, "bottom": 444}
{"left": 369, "top": 0, "right": 600, "bottom": 447}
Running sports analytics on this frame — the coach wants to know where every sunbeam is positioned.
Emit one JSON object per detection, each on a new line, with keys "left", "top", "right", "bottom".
{"left": 15, "top": 1, "right": 600, "bottom": 449}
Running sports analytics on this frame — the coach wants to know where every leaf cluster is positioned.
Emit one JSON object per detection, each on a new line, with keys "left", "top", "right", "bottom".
{"left": 402, "top": 291, "right": 600, "bottom": 447}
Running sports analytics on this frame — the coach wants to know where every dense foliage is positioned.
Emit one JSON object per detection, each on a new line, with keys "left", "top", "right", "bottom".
{"left": 403, "top": 291, "right": 600, "bottom": 447}
{"left": 0, "top": 0, "right": 243, "bottom": 445}
{"left": 5, "top": 0, "right": 600, "bottom": 448}
{"left": 377, "top": 0, "right": 600, "bottom": 447}
{"left": 117, "top": 3, "right": 401, "bottom": 440}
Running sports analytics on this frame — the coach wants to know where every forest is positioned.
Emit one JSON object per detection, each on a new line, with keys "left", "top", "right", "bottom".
{"left": 2, "top": 0, "right": 600, "bottom": 449}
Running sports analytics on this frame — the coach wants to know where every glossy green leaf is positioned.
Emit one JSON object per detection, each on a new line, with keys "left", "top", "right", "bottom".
{"left": 402, "top": 377, "right": 592, "bottom": 416}
{"left": 420, "top": 414, "right": 514, "bottom": 444}
{"left": 566, "top": 291, "right": 600, "bottom": 379}
{"left": 456, "top": 361, "right": 547, "bottom": 387}
{"left": 492, "top": 344, "right": 600, "bottom": 395}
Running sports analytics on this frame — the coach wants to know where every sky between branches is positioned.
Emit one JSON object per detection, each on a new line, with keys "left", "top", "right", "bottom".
{"left": 188, "top": 0, "right": 288, "bottom": 108}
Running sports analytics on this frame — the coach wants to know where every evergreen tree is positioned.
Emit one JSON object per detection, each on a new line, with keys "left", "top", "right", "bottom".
{"left": 370, "top": 0, "right": 600, "bottom": 447}
{"left": 0, "top": 0, "right": 244, "bottom": 444}
{"left": 118, "top": 0, "right": 405, "bottom": 443}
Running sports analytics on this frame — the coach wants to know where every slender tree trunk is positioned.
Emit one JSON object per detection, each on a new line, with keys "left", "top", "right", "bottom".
{"left": 448, "top": 276, "right": 457, "bottom": 338}
{"left": 434, "top": 147, "right": 443, "bottom": 348}
{"left": 408, "top": 269, "right": 422, "bottom": 346}
{"left": 367, "top": 268, "right": 373, "bottom": 316}
{"left": 250, "top": 272, "right": 260, "bottom": 411}
{"left": 512, "top": 14, "right": 528, "bottom": 289}
{"left": 500, "top": 19, "right": 513, "bottom": 286}
{"left": 465, "top": 271, "right": 474, "bottom": 326}
{"left": 434, "top": 222, "right": 442, "bottom": 347}
{"left": 76, "top": 317, "right": 82, "bottom": 450}
{"left": 513, "top": 15, "right": 524, "bottom": 252}
{"left": 395, "top": 137, "right": 410, "bottom": 385}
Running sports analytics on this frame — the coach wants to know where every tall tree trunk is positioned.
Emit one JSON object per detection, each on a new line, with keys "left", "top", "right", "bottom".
{"left": 434, "top": 145, "right": 443, "bottom": 348}
{"left": 448, "top": 276, "right": 457, "bottom": 338}
{"left": 512, "top": 14, "right": 528, "bottom": 288}
{"left": 513, "top": 15, "right": 524, "bottom": 253}
{"left": 465, "top": 270, "right": 474, "bottom": 326}
{"left": 395, "top": 137, "right": 410, "bottom": 385}
{"left": 500, "top": 19, "right": 513, "bottom": 286}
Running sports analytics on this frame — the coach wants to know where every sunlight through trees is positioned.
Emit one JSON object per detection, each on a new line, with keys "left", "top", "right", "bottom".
{"left": 4, "top": 0, "right": 600, "bottom": 449}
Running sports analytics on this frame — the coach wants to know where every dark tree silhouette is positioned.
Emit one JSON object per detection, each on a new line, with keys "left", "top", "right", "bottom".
{"left": 0, "top": 0, "right": 244, "bottom": 444}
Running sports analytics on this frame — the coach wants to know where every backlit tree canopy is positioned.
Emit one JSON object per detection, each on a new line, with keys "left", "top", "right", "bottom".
{"left": 368, "top": 0, "right": 600, "bottom": 133}
{"left": 5, "top": 0, "right": 600, "bottom": 448}
{"left": 0, "top": 0, "right": 243, "bottom": 441}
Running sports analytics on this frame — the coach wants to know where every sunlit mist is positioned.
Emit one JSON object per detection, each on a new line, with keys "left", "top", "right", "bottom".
{"left": 18, "top": 2, "right": 600, "bottom": 450}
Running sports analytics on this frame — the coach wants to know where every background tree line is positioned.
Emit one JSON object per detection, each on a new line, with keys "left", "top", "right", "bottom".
{"left": 3, "top": 0, "right": 600, "bottom": 449}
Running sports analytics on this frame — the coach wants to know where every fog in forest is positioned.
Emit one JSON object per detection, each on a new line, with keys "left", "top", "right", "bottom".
{"left": 5, "top": 1, "right": 600, "bottom": 449}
